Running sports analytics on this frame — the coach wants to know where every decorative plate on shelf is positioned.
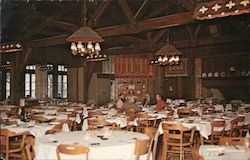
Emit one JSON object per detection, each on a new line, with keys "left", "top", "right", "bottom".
{"left": 208, "top": 72, "right": 213, "bottom": 77}
{"left": 201, "top": 73, "right": 207, "bottom": 78}
{"left": 214, "top": 72, "right": 219, "bottom": 77}
{"left": 241, "top": 71, "right": 247, "bottom": 76}
{"left": 221, "top": 72, "right": 226, "bottom": 77}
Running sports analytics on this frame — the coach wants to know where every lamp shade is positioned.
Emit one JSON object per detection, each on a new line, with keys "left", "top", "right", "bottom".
{"left": 66, "top": 27, "right": 104, "bottom": 43}
{"left": 155, "top": 44, "right": 182, "bottom": 56}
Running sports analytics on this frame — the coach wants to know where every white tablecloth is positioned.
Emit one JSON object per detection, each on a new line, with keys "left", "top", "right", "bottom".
{"left": 1, "top": 123, "right": 55, "bottom": 137}
{"left": 35, "top": 130, "right": 149, "bottom": 160}
{"left": 199, "top": 145, "right": 247, "bottom": 160}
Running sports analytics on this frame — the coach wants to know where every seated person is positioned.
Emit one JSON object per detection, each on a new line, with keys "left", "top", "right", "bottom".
{"left": 142, "top": 93, "right": 156, "bottom": 107}
{"left": 117, "top": 93, "right": 126, "bottom": 109}
{"left": 155, "top": 94, "right": 166, "bottom": 112}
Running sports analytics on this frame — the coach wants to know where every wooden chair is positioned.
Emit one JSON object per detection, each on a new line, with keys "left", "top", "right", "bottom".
{"left": 56, "top": 144, "right": 89, "bottom": 160}
{"left": 134, "top": 139, "right": 150, "bottom": 160}
{"left": 204, "top": 121, "right": 225, "bottom": 144}
{"left": 177, "top": 108, "right": 195, "bottom": 118}
{"left": 46, "top": 119, "right": 64, "bottom": 134}
{"left": 88, "top": 111, "right": 105, "bottom": 118}
{"left": 135, "top": 113, "right": 157, "bottom": 133}
{"left": 219, "top": 137, "right": 245, "bottom": 145}
{"left": 237, "top": 116, "right": 245, "bottom": 136}
{"left": 87, "top": 118, "right": 116, "bottom": 130}
{"left": 0, "top": 129, "right": 28, "bottom": 160}
{"left": 30, "top": 115, "right": 49, "bottom": 123}
{"left": 204, "top": 105, "right": 215, "bottom": 115}
{"left": 144, "top": 127, "right": 158, "bottom": 160}
{"left": 126, "top": 116, "right": 135, "bottom": 131}
{"left": 161, "top": 123, "right": 195, "bottom": 160}
{"left": 229, "top": 118, "right": 239, "bottom": 137}
{"left": 191, "top": 148, "right": 204, "bottom": 160}
{"left": 25, "top": 136, "right": 35, "bottom": 160}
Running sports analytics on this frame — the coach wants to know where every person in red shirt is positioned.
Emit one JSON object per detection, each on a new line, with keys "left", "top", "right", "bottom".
{"left": 155, "top": 94, "right": 166, "bottom": 112}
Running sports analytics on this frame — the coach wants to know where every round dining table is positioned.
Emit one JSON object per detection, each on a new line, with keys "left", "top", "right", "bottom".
{"left": 35, "top": 130, "right": 149, "bottom": 160}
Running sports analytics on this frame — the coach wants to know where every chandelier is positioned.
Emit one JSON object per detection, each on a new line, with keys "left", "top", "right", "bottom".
{"left": 151, "top": 31, "right": 182, "bottom": 66}
{"left": 66, "top": 0, "right": 107, "bottom": 61}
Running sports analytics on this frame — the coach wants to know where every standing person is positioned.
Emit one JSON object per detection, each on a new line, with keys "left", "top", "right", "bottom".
{"left": 117, "top": 93, "right": 125, "bottom": 109}
{"left": 155, "top": 94, "right": 166, "bottom": 112}
{"left": 142, "top": 93, "right": 156, "bottom": 107}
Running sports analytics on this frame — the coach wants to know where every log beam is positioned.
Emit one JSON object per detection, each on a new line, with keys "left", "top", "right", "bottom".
{"left": 87, "top": 0, "right": 112, "bottom": 28}
{"left": 118, "top": 0, "right": 136, "bottom": 25}
{"left": 29, "top": 12, "right": 193, "bottom": 47}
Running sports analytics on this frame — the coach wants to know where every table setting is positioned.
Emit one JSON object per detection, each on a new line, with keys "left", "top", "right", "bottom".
{"left": 35, "top": 130, "right": 149, "bottom": 160}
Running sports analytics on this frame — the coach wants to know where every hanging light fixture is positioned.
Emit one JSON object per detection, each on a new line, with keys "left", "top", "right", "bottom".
{"left": 66, "top": 0, "right": 107, "bottom": 61}
{"left": 151, "top": 30, "right": 182, "bottom": 66}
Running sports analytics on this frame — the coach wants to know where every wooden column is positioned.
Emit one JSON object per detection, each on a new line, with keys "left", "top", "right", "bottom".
{"left": 156, "top": 66, "right": 165, "bottom": 98}
{"left": 0, "top": 53, "right": 2, "bottom": 100}
{"left": 10, "top": 61, "right": 19, "bottom": 104}
{"left": 35, "top": 65, "right": 48, "bottom": 100}
{"left": 53, "top": 66, "right": 58, "bottom": 98}
{"left": 194, "top": 57, "right": 202, "bottom": 99}
{"left": 67, "top": 67, "right": 85, "bottom": 102}
{"left": 177, "top": 77, "right": 183, "bottom": 98}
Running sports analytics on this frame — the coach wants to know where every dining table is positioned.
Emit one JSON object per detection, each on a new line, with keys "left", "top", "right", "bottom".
{"left": 35, "top": 130, "right": 150, "bottom": 160}
{"left": 199, "top": 144, "right": 248, "bottom": 160}
{"left": 1, "top": 122, "right": 56, "bottom": 138}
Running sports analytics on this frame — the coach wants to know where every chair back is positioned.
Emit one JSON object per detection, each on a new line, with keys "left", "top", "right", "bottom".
{"left": 162, "top": 123, "right": 195, "bottom": 145}
{"left": 191, "top": 148, "right": 204, "bottom": 160}
{"left": 135, "top": 113, "right": 157, "bottom": 132}
{"left": 88, "top": 111, "right": 105, "bottom": 117}
{"left": 56, "top": 144, "right": 89, "bottom": 160}
{"left": 134, "top": 139, "right": 150, "bottom": 160}
{"left": 230, "top": 118, "right": 239, "bottom": 137}
{"left": 87, "top": 118, "right": 115, "bottom": 130}
{"left": 25, "top": 136, "right": 35, "bottom": 160}
{"left": 237, "top": 116, "right": 245, "bottom": 126}
{"left": 219, "top": 137, "right": 245, "bottom": 145}
{"left": 126, "top": 116, "right": 135, "bottom": 131}
{"left": 30, "top": 116, "right": 49, "bottom": 123}
{"left": 209, "top": 120, "right": 226, "bottom": 144}
{"left": 177, "top": 108, "right": 194, "bottom": 118}
{"left": 0, "top": 129, "right": 28, "bottom": 160}
{"left": 144, "top": 127, "right": 158, "bottom": 160}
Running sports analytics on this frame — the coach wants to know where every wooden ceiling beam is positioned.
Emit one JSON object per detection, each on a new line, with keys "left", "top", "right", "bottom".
{"left": 28, "top": 12, "right": 194, "bottom": 47}
{"left": 46, "top": 19, "right": 78, "bottom": 32}
{"left": 102, "top": 33, "right": 249, "bottom": 55}
{"left": 118, "top": 0, "right": 136, "bottom": 25}
{"left": 135, "top": 0, "right": 151, "bottom": 20}
{"left": 87, "top": 0, "right": 112, "bottom": 28}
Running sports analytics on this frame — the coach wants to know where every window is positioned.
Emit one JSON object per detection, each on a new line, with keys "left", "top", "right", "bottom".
{"left": 57, "top": 65, "right": 67, "bottom": 98}
{"left": 48, "top": 74, "right": 53, "bottom": 98}
{"left": 6, "top": 71, "right": 10, "bottom": 99}
{"left": 25, "top": 65, "right": 36, "bottom": 98}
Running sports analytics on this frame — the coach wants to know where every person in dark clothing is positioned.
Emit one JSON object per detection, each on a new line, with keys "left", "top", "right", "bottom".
{"left": 142, "top": 93, "right": 156, "bottom": 107}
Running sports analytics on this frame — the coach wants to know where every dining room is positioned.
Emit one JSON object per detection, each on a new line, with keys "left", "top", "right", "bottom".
{"left": 0, "top": 0, "right": 250, "bottom": 160}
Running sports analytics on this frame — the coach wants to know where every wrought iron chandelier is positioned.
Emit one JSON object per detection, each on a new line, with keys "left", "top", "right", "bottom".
{"left": 66, "top": 0, "right": 107, "bottom": 61}
{"left": 151, "top": 30, "right": 182, "bottom": 66}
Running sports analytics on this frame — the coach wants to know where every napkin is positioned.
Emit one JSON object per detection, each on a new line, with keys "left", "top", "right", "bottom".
{"left": 62, "top": 123, "right": 70, "bottom": 132}
{"left": 75, "top": 114, "right": 81, "bottom": 124}
{"left": 18, "top": 108, "right": 22, "bottom": 115}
